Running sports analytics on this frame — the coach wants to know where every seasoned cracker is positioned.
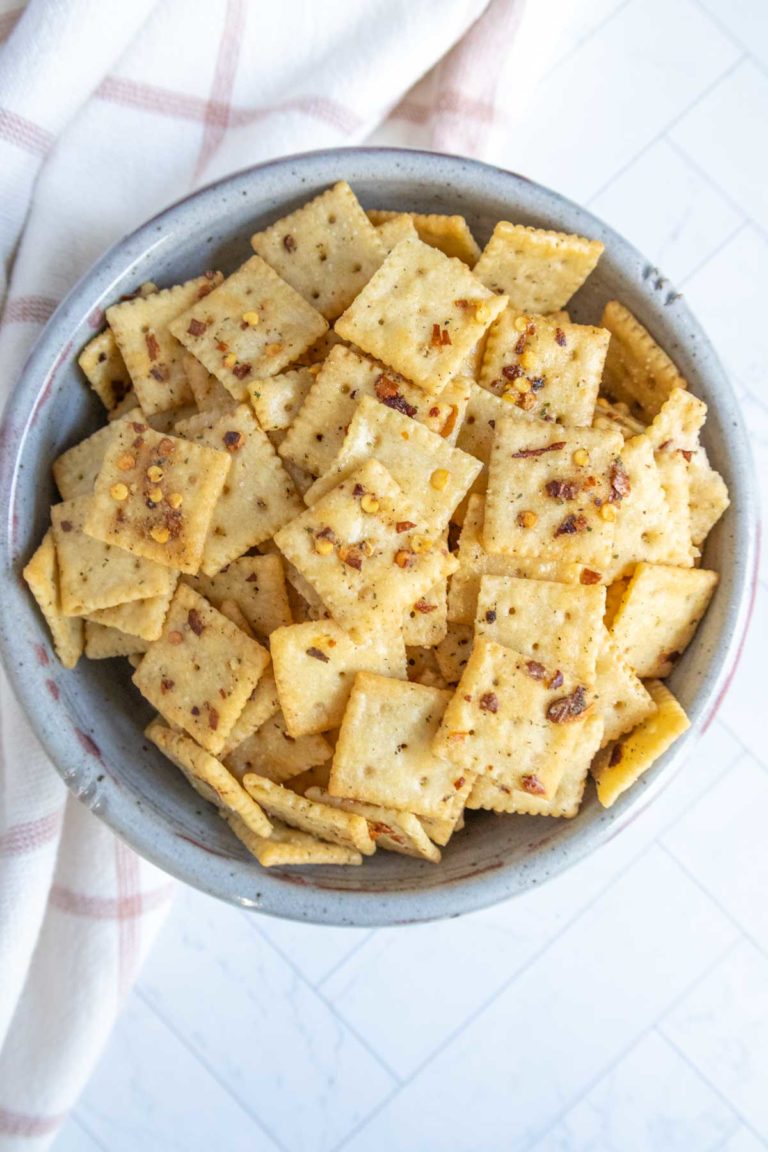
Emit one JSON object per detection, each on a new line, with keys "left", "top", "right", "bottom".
{"left": 270, "top": 619, "right": 406, "bottom": 737}
{"left": 307, "top": 789, "right": 441, "bottom": 861}
{"left": 455, "top": 383, "right": 508, "bottom": 474}
{"left": 78, "top": 328, "right": 133, "bottom": 411}
{"left": 84, "top": 621, "right": 149, "bottom": 660}
{"left": 225, "top": 710, "right": 333, "bottom": 783}
{"left": 285, "top": 764, "right": 332, "bottom": 797}
{"left": 420, "top": 809, "right": 465, "bottom": 847}
{"left": 23, "top": 530, "right": 83, "bottom": 668}
{"left": 592, "top": 396, "right": 647, "bottom": 439}
{"left": 217, "top": 598, "right": 255, "bottom": 637}
{"left": 273, "top": 459, "right": 457, "bottom": 639}
{"left": 483, "top": 417, "right": 625, "bottom": 568}
{"left": 479, "top": 311, "right": 608, "bottom": 426}
{"left": 251, "top": 181, "right": 386, "bottom": 321}
{"left": 655, "top": 449, "right": 696, "bottom": 566}
{"left": 688, "top": 446, "right": 730, "bottom": 547}
{"left": 52, "top": 497, "right": 175, "bottom": 616}
{"left": 108, "top": 389, "right": 143, "bottom": 421}
{"left": 182, "top": 351, "right": 236, "bottom": 413}
{"left": 53, "top": 421, "right": 124, "bottom": 500}
{"left": 434, "top": 623, "right": 474, "bottom": 685}
{"left": 170, "top": 255, "right": 328, "bottom": 400}
{"left": 403, "top": 580, "right": 448, "bottom": 648}
{"left": 147, "top": 720, "right": 272, "bottom": 836}
{"left": 278, "top": 344, "right": 470, "bottom": 477}
{"left": 133, "top": 583, "right": 270, "bottom": 754}
{"left": 329, "top": 672, "right": 471, "bottom": 821}
{"left": 242, "top": 774, "right": 376, "bottom": 854}
{"left": 604, "top": 578, "right": 629, "bottom": 629}
{"left": 473, "top": 222, "right": 604, "bottom": 312}
{"left": 646, "top": 387, "right": 706, "bottom": 453}
{"left": 475, "top": 574, "right": 605, "bottom": 681}
{"left": 84, "top": 421, "right": 230, "bottom": 575}
{"left": 593, "top": 627, "right": 657, "bottom": 746}
{"left": 406, "top": 645, "right": 451, "bottom": 689}
{"left": 375, "top": 213, "right": 419, "bottom": 253}
{"left": 369, "top": 210, "right": 481, "bottom": 266}
{"left": 601, "top": 301, "right": 687, "bottom": 419}
{"left": 86, "top": 577, "right": 177, "bottom": 641}
{"left": 303, "top": 395, "right": 482, "bottom": 529}
{"left": 247, "top": 368, "right": 314, "bottom": 432}
{"left": 226, "top": 812, "right": 362, "bottom": 867}
{"left": 107, "top": 274, "right": 223, "bottom": 415}
{"left": 335, "top": 236, "right": 507, "bottom": 394}
{"left": 610, "top": 562, "right": 718, "bottom": 678}
{"left": 592, "top": 680, "right": 689, "bottom": 808}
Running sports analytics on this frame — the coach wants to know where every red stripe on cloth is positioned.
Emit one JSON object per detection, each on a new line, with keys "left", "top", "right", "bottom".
{"left": 115, "top": 839, "right": 140, "bottom": 997}
{"left": 195, "top": 0, "right": 247, "bottom": 180}
{"left": 0, "top": 7, "right": 23, "bottom": 43}
{"left": 0, "top": 107, "right": 54, "bottom": 156}
{"left": 97, "top": 75, "right": 211, "bottom": 123}
{"left": 231, "top": 94, "right": 363, "bottom": 135}
{"left": 0, "top": 1108, "right": 68, "bottom": 1137}
{"left": 1, "top": 294, "right": 59, "bottom": 327}
{"left": 48, "top": 880, "right": 173, "bottom": 920}
{"left": 0, "top": 808, "right": 64, "bottom": 856}
{"left": 393, "top": 90, "right": 498, "bottom": 127}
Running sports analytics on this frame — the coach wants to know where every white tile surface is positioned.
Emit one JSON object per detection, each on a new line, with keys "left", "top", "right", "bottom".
{"left": 61, "top": 2, "right": 768, "bottom": 1149}
{"left": 661, "top": 941, "right": 768, "bottom": 1137}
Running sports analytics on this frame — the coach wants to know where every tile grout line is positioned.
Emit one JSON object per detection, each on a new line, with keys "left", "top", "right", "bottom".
{"left": 676, "top": 221, "right": 749, "bottom": 289}
{"left": 664, "top": 134, "right": 768, "bottom": 248}
{"left": 539, "top": 0, "right": 635, "bottom": 83}
{"left": 519, "top": 935, "right": 744, "bottom": 1152}
{"left": 712, "top": 716, "right": 763, "bottom": 765}
{"left": 135, "top": 985, "right": 291, "bottom": 1152}
{"left": 690, "top": 0, "right": 768, "bottom": 83}
{"left": 585, "top": 52, "right": 748, "bottom": 210}
{"left": 70, "top": 1111, "right": 111, "bottom": 1152}
{"left": 315, "top": 929, "right": 377, "bottom": 990}
{"left": 241, "top": 911, "right": 404, "bottom": 1087}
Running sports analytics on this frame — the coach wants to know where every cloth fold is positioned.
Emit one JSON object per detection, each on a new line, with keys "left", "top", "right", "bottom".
{"left": 0, "top": 0, "right": 521, "bottom": 1143}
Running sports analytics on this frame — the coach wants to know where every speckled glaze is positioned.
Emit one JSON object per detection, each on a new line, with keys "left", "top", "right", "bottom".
{"left": 0, "top": 149, "right": 758, "bottom": 926}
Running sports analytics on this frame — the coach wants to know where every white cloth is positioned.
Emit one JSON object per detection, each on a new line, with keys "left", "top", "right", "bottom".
{"left": 0, "top": 0, "right": 522, "bottom": 1144}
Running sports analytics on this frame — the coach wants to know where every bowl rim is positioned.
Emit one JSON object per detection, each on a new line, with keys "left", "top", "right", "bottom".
{"left": 0, "top": 145, "right": 759, "bottom": 927}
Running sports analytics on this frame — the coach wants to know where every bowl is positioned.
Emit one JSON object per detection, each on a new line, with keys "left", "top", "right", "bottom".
{"left": 0, "top": 147, "right": 758, "bottom": 926}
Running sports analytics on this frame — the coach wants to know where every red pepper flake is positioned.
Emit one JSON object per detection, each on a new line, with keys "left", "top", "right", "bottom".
{"left": 485, "top": 609, "right": 497, "bottom": 623}
{"left": 454, "top": 299, "right": 469, "bottom": 309}
{"left": 60, "top": 520, "right": 73, "bottom": 533}
{"left": 530, "top": 376, "right": 546, "bottom": 393}
{"left": 609, "top": 742, "right": 624, "bottom": 767}
{"left": 223, "top": 430, "right": 244, "bottom": 452}
{"left": 514, "top": 333, "right": 527, "bottom": 355}
{"left": 306, "top": 646, "right": 330, "bottom": 663}
{"left": 145, "top": 332, "right": 160, "bottom": 361}
{"left": 555, "top": 512, "right": 588, "bottom": 537}
{"left": 414, "top": 598, "right": 436, "bottom": 614}
{"left": 157, "top": 437, "right": 175, "bottom": 455}
{"left": 548, "top": 670, "right": 564, "bottom": 690}
{"left": 554, "top": 327, "right": 567, "bottom": 347}
{"left": 521, "top": 774, "right": 546, "bottom": 795}
{"left": 208, "top": 706, "right": 220, "bottom": 731}
{"left": 431, "top": 323, "right": 442, "bottom": 348}
{"left": 681, "top": 449, "right": 693, "bottom": 463}
{"left": 340, "top": 545, "right": 363, "bottom": 571}
{"left": 580, "top": 568, "right": 602, "bottom": 585}
{"left": 374, "top": 375, "right": 417, "bottom": 418}
{"left": 502, "top": 363, "right": 523, "bottom": 382}
{"left": 149, "top": 364, "right": 170, "bottom": 382}
{"left": 545, "top": 479, "right": 579, "bottom": 501}
{"left": 441, "top": 329, "right": 452, "bottom": 346}
{"left": 479, "top": 692, "right": 498, "bottom": 713}
{"left": 187, "top": 318, "right": 207, "bottom": 337}
{"left": 187, "top": 609, "right": 205, "bottom": 636}
{"left": 191, "top": 706, "right": 200, "bottom": 716}
{"left": 609, "top": 458, "right": 631, "bottom": 503}
{"left": 232, "top": 362, "right": 251, "bottom": 380}
{"left": 283, "top": 234, "right": 297, "bottom": 252}
{"left": 216, "top": 340, "right": 229, "bottom": 353}
{"left": 160, "top": 678, "right": 174, "bottom": 692}
{"left": 168, "top": 630, "right": 183, "bottom": 645}
{"left": 453, "top": 776, "right": 466, "bottom": 790}
{"left": 547, "top": 685, "right": 589, "bottom": 724}
{"left": 428, "top": 406, "right": 440, "bottom": 418}
{"left": 525, "top": 660, "right": 547, "bottom": 680}
{"left": 396, "top": 520, "right": 416, "bottom": 534}
{"left": 394, "top": 549, "right": 416, "bottom": 569}
{"left": 316, "top": 525, "right": 336, "bottom": 542}
{"left": 516, "top": 392, "right": 537, "bottom": 412}
{"left": 511, "top": 441, "right": 566, "bottom": 459}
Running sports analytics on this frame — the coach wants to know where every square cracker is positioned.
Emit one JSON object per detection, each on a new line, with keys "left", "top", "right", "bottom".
{"left": 609, "top": 562, "right": 718, "bottom": 678}
{"left": 467, "top": 712, "right": 603, "bottom": 816}
{"left": 84, "top": 621, "right": 149, "bottom": 660}
{"left": 592, "top": 680, "right": 689, "bottom": 808}
{"left": 273, "top": 459, "right": 457, "bottom": 639}
{"left": 688, "top": 447, "right": 730, "bottom": 547}
{"left": 242, "top": 774, "right": 375, "bottom": 855}
{"left": 600, "top": 301, "right": 687, "bottom": 419}
{"left": 52, "top": 497, "right": 175, "bottom": 616}
{"left": 248, "top": 368, "right": 314, "bottom": 432}
{"left": 53, "top": 420, "right": 124, "bottom": 499}
{"left": 434, "top": 623, "right": 474, "bottom": 685}
{"left": 169, "top": 255, "right": 328, "bottom": 401}
{"left": 23, "top": 530, "right": 83, "bottom": 668}
{"left": 86, "top": 577, "right": 177, "bottom": 641}
{"left": 473, "top": 222, "right": 604, "bottom": 312}
{"left": 182, "top": 351, "right": 236, "bottom": 413}
{"left": 187, "top": 403, "right": 303, "bottom": 575}
{"left": 646, "top": 387, "right": 706, "bottom": 453}
{"left": 433, "top": 636, "right": 595, "bottom": 800}
{"left": 447, "top": 494, "right": 585, "bottom": 624}
{"left": 306, "top": 789, "right": 441, "bottom": 862}
{"left": 406, "top": 645, "right": 451, "bottom": 690}
{"left": 133, "top": 583, "right": 270, "bottom": 754}
{"left": 456, "top": 382, "right": 507, "bottom": 476}
{"left": 251, "top": 181, "right": 386, "bottom": 321}
{"left": 403, "top": 580, "right": 448, "bottom": 648}
{"left": 270, "top": 619, "right": 406, "bottom": 737}
{"left": 186, "top": 554, "right": 291, "bottom": 642}
{"left": 483, "top": 417, "right": 625, "bottom": 569}
{"left": 475, "top": 574, "right": 605, "bottom": 682}
{"left": 226, "top": 813, "right": 362, "bottom": 867}
{"left": 85, "top": 421, "right": 230, "bottom": 575}
{"left": 107, "top": 274, "right": 223, "bottom": 415}
{"left": 329, "top": 672, "right": 471, "bottom": 821}
{"left": 593, "top": 628, "right": 657, "bottom": 747}
{"left": 219, "top": 669, "right": 280, "bottom": 756}
{"left": 146, "top": 720, "right": 272, "bottom": 837}
{"left": 78, "top": 328, "right": 133, "bottom": 411}
{"left": 303, "top": 395, "right": 482, "bottom": 530}
{"left": 479, "top": 311, "right": 608, "bottom": 427}
{"left": 592, "top": 396, "right": 647, "bottom": 439}
{"left": 375, "top": 213, "right": 419, "bottom": 253}
{"left": 335, "top": 236, "right": 507, "bottom": 395}
{"left": 225, "top": 710, "right": 333, "bottom": 784}
{"left": 369, "top": 210, "right": 481, "bottom": 266}
{"left": 278, "top": 344, "right": 470, "bottom": 477}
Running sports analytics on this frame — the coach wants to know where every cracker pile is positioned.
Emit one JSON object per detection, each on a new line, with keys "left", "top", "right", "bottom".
{"left": 25, "top": 181, "right": 730, "bottom": 868}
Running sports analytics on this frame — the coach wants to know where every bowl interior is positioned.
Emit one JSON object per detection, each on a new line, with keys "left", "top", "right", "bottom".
{"left": 0, "top": 149, "right": 756, "bottom": 925}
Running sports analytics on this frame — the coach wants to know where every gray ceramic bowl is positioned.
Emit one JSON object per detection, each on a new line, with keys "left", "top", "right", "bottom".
{"left": 0, "top": 148, "right": 758, "bottom": 926}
